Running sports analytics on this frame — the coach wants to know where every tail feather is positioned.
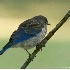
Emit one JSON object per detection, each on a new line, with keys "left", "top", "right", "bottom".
{"left": 0, "top": 50, "right": 4, "bottom": 55}
{"left": 0, "top": 42, "right": 12, "bottom": 55}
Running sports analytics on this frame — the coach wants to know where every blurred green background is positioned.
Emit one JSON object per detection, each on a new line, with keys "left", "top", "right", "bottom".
{"left": 0, "top": 0, "right": 70, "bottom": 69}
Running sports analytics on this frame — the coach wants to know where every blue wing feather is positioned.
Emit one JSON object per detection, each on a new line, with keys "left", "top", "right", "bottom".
{"left": 0, "top": 42, "right": 12, "bottom": 55}
{"left": 0, "top": 31, "right": 36, "bottom": 55}
{"left": 11, "top": 31, "right": 36, "bottom": 45}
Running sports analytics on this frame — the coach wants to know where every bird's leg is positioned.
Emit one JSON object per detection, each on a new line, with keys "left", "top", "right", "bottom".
{"left": 25, "top": 49, "right": 31, "bottom": 57}
{"left": 25, "top": 50, "right": 34, "bottom": 61}
{"left": 41, "top": 44, "right": 45, "bottom": 51}
{"left": 36, "top": 43, "right": 45, "bottom": 51}
{"left": 36, "top": 45, "right": 42, "bottom": 51}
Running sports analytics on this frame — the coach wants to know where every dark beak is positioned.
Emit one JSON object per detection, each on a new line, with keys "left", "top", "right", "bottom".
{"left": 47, "top": 23, "right": 51, "bottom": 25}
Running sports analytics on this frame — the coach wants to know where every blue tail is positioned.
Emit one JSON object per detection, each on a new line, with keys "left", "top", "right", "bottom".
{"left": 0, "top": 42, "right": 12, "bottom": 55}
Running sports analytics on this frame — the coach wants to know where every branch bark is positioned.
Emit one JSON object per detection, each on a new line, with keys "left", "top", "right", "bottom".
{"left": 20, "top": 10, "right": 70, "bottom": 69}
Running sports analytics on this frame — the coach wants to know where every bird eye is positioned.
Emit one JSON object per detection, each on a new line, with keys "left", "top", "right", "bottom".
{"left": 45, "top": 22, "right": 46, "bottom": 24}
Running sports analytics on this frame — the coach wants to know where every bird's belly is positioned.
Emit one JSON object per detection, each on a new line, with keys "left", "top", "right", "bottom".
{"left": 12, "top": 28, "right": 47, "bottom": 50}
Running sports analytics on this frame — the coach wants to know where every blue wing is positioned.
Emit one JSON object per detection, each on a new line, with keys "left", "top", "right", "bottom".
{"left": 0, "top": 30, "right": 36, "bottom": 55}
{"left": 9, "top": 30, "right": 36, "bottom": 45}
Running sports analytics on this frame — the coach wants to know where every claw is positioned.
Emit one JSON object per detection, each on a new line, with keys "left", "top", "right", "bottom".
{"left": 41, "top": 44, "right": 45, "bottom": 47}
{"left": 41, "top": 48, "right": 42, "bottom": 51}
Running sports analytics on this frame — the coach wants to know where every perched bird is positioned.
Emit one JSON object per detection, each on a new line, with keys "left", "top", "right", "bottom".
{"left": 0, "top": 15, "right": 50, "bottom": 55}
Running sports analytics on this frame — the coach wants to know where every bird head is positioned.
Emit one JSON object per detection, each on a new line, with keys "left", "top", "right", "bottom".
{"left": 33, "top": 15, "right": 50, "bottom": 27}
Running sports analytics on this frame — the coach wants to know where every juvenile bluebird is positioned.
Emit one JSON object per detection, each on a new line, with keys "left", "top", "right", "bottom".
{"left": 0, "top": 15, "right": 50, "bottom": 55}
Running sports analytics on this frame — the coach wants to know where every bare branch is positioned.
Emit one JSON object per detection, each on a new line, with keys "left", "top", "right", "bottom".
{"left": 20, "top": 10, "right": 70, "bottom": 69}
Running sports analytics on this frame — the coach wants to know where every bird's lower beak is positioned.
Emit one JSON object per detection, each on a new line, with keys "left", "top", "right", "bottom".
{"left": 47, "top": 23, "right": 51, "bottom": 25}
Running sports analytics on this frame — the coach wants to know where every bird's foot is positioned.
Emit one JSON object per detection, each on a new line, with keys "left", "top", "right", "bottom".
{"left": 36, "top": 43, "right": 45, "bottom": 51}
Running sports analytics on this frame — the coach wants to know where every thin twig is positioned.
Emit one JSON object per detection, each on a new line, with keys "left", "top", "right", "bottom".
{"left": 20, "top": 10, "right": 70, "bottom": 69}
